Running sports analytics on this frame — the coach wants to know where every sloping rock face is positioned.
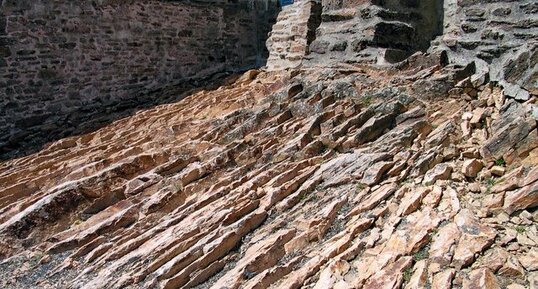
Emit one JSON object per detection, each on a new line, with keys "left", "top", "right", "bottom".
{"left": 0, "top": 50, "right": 537, "bottom": 288}
{"left": 0, "top": 0, "right": 537, "bottom": 289}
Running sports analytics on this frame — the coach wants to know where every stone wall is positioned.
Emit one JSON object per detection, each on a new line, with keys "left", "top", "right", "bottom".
{"left": 0, "top": 0, "right": 278, "bottom": 158}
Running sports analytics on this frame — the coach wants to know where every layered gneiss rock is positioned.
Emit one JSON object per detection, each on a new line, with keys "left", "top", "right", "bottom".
{"left": 0, "top": 50, "right": 536, "bottom": 288}
{"left": 308, "top": 0, "right": 444, "bottom": 64}
{"left": 0, "top": 0, "right": 537, "bottom": 288}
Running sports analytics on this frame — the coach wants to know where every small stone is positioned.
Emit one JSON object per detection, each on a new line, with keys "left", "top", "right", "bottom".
{"left": 497, "top": 212, "right": 510, "bottom": 223}
{"left": 507, "top": 284, "right": 526, "bottom": 289}
{"left": 476, "top": 247, "right": 508, "bottom": 272}
{"left": 530, "top": 272, "right": 538, "bottom": 289}
{"left": 520, "top": 210, "right": 533, "bottom": 221}
{"left": 504, "top": 182, "right": 538, "bottom": 215}
{"left": 462, "top": 159, "right": 483, "bottom": 178}
{"left": 498, "top": 255, "right": 525, "bottom": 277}
{"left": 517, "top": 231, "right": 536, "bottom": 246}
{"left": 462, "top": 148, "right": 480, "bottom": 158}
{"left": 463, "top": 268, "right": 500, "bottom": 289}
{"left": 404, "top": 260, "right": 428, "bottom": 289}
{"left": 518, "top": 249, "right": 538, "bottom": 271}
{"left": 468, "top": 182, "right": 481, "bottom": 193}
{"left": 462, "top": 112, "right": 473, "bottom": 120}
{"left": 503, "top": 83, "right": 530, "bottom": 101}
{"left": 490, "top": 166, "right": 505, "bottom": 177}
{"left": 511, "top": 216, "right": 522, "bottom": 224}
{"left": 423, "top": 163, "right": 452, "bottom": 185}
{"left": 432, "top": 269, "right": 455, "bottom": 289}
{"left": 443, "top": 146, "right": 458, "bottom": 161}
{"left": 362, "top": 161, "right": 394, "bottom": 186}
{"left": 470, "top": 108, "right": 485, "bottom": 126}
{"left": 483, "top": 193, "right": 504, "bottom": 212}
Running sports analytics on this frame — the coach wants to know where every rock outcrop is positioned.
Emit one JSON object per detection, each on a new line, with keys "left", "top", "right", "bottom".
{"left": 0, "top": 49, "right": 536, "bottom": 288}
{"left": 0, "top": 0, "right": 537, "bottom": 288}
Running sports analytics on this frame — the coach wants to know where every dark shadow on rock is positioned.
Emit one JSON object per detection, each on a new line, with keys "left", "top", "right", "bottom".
{"left": 0, "top": 0, "right": 280, "bottom": 161}
{"left": 0, "top": 71, "right": 252, "bottom": 161}
{"left": 374, "top": 0, "right": 445, "bottom": 63}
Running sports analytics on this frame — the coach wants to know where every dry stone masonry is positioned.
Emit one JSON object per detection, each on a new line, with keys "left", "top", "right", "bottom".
{"left": 0, "top": 0, "right": 278, "bottom": 159}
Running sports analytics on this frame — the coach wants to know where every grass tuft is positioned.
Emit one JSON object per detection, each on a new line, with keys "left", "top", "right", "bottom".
{"left": 495, "top": 158, "right": 506, "bottom": 167}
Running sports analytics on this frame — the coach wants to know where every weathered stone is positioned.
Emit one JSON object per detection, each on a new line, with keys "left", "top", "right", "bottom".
{"left": 423, "top": 164, "right": 452, "bottom": 185}
{"left": 498, "top": 255, "right": 525, "bottom": 278}
{"left": 461, "top": 159, "right": 483, "bottom": 178}
{"left": 490, "top": 166, "right": 505, "bottom": 177}
{"left": 404, "top": 260, "right": 428, "bottom": 289}
{"left": 397, "top": 187, "right": 430, "bottom": 216}
{"left": 476, "top": 247, "right": 508, "bottom": 272}
{"left": 362, "top": 161, "right": 394, "bottom": 186}
{"left": 518, "top": 249, "right": 538, "bottom": 271}
{"left": 453, "top": 209, "right": 497, "bottom": 268}
{"left": 431, "top": 270, "right": 455, "bottom": 289}
{"left": 463, "top": 268, "right": 500, "bottom": 289}
{"left": 481, "top": 101, "right": 536, "bottom": 162}
{"left": 504, "top": 182, "right": 538, "bottom": 215}
{"left": 429, "top": 223, "right": 460, "bottom": 267}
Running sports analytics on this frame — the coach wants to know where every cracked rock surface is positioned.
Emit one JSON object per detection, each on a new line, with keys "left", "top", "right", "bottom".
{"left": 0, "top": 55, "right": 537, "bottom": 289}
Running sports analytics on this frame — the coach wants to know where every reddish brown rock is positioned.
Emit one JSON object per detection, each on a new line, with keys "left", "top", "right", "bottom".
{"left": 423, "top": 164, "right": 452, "bottom": 185}
{"left": 461, "top": 159, "right": 483, "bottom": 178}
{"left": 463, "top": 268, "right": 500, "bottom": 289}
{"left": 504, "top": 182, "right": 538, "bottom": 214}
{"left": 453, "top": 209, "right": 497, "bottom": 268}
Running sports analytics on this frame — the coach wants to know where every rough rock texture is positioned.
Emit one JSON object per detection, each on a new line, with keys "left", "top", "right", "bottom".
{"left": 267, "top": 0, "right": 537, "bottom": 99}
{"left": 0, "top": 0, "right": 537, "bottom": 288}
{"left": 0, "top": 50, "right": 536, "bottom": 288}
{"left": 0, "top": 0, "right": 279, "bottom": 159}
{"left": 266, "top": 0, "right": 322, "bottom": 70}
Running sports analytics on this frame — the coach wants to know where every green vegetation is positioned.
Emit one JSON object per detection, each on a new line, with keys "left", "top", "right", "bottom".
{"left": 403, "top": 267, "right": 413, "bottom": 283}
{"left": 361, "top": 96, "right": 373, "bottom": 106}
{"left": 484, "top": 177, "right": 497, "bottom": 192}
{"left": 495, "top": 158, "right": 506, "bottom": 167}
{"left": 413, "top": 249, "right": 428, "bottom": 262}
{"left": 298, "top": 191, "right": 308, "bottom": 201}
{"left": 515, "top": 226, "right": 526, "bottom": 233}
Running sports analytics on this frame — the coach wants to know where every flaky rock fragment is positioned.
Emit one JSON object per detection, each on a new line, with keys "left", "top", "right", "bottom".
{"left": 504, "top": 182, "right": 538, "bottom": 215}
{"left": 423, "top": 163, "right": 452, "bottom": 185}
{"left": 461, "top": 159, "right": 483, "bottom": 178}
{"left": 463, "top": 268, "right": 500, "bottom": 289}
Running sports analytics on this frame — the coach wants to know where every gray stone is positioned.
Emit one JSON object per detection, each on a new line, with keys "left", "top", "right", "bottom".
{"left": 503, "top": 82, "right": 530, "bottom": 101}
